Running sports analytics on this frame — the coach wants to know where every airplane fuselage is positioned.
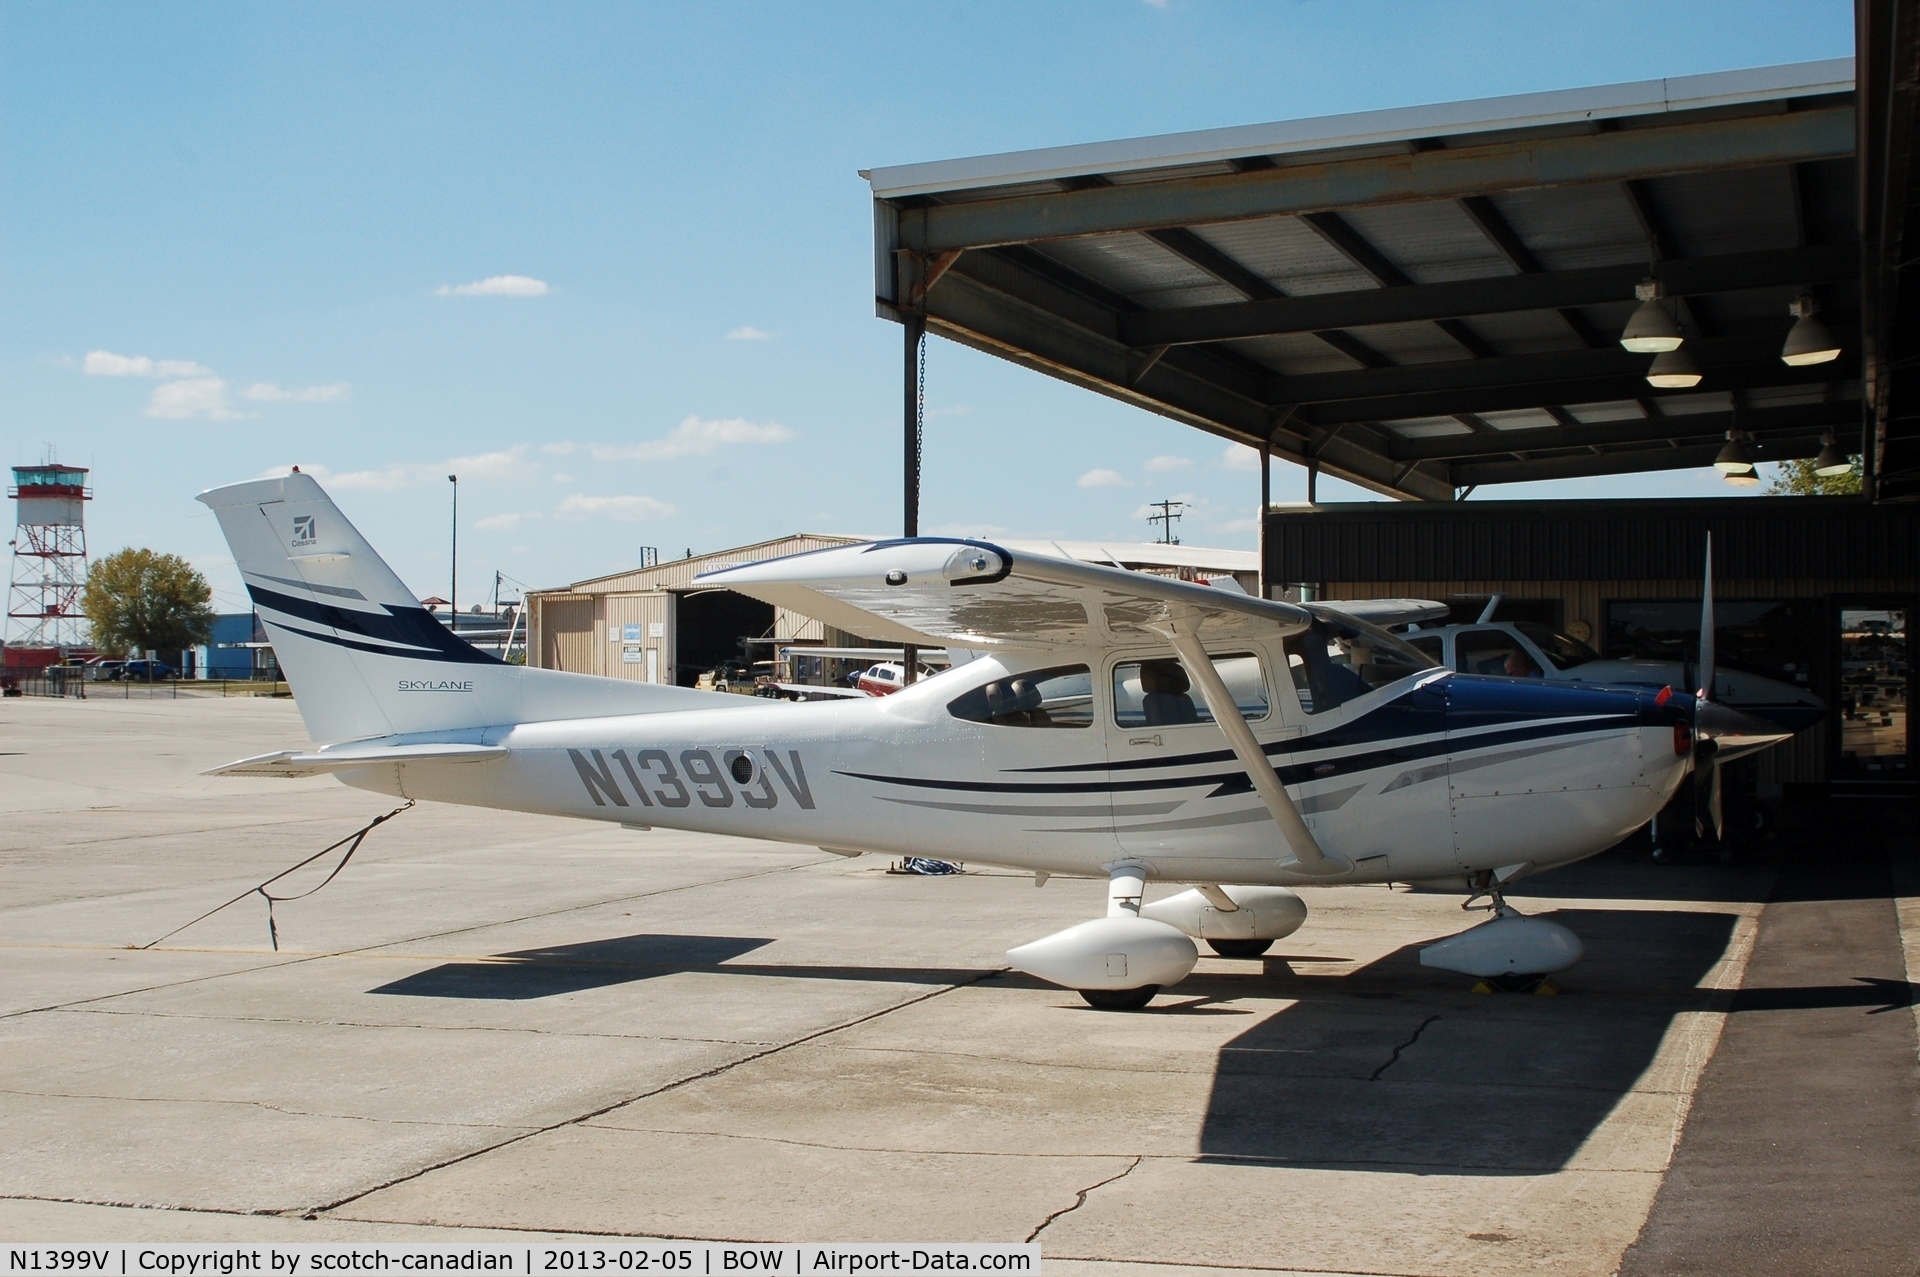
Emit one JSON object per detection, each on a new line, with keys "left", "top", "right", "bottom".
{"left": 340, "top": 647, "right": 1693, "bottom": 889}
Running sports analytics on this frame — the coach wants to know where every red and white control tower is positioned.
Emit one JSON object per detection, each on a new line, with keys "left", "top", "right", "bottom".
{"left": 7, "top": 463, "right": 91, "bottom": 648}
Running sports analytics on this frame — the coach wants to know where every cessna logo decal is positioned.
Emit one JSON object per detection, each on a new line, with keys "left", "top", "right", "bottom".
{"left": 291, "top": 515, "right": 317, "bottom": 547}
{"left": 397, "top": 679, "right": 475, "bottom": 692}
{"left": 569, "top": 748, "right": 814, "bottom": 811}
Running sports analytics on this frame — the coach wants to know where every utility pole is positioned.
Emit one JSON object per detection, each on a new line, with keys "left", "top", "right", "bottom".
{"left": 1147, "top": 499, "right": 1185, "bottom": 545}
{"left": 447, "top": 474, "right": 458, "bottom": 633}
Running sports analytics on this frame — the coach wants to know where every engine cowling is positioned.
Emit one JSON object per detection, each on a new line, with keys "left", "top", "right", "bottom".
{"left": 1006, "top": 916, "right": 1198, "bottom": 991}
{"left": 1140, "top": 885, "right": 1307, "bottom": 941}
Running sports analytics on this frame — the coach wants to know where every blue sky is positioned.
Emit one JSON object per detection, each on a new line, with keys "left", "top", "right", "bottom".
{"left": 1, "top": 1, "right": 1856, "bottom": 612}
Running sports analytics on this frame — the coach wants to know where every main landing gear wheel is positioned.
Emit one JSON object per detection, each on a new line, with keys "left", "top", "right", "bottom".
{"left": 1206, "top": 938, "right": 1274, "bottom": 959}
{"left": 1079, "top": 985, "right": 1160, "bottom": 1010}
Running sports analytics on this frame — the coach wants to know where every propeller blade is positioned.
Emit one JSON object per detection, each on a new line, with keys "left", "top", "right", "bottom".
{"left": 1693, "top": 736, "right": 1722, "bottom": 842}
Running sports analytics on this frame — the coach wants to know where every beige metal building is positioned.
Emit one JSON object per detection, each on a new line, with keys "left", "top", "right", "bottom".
{"left": 525, "top": 534, "right": 868, "bottom": 685}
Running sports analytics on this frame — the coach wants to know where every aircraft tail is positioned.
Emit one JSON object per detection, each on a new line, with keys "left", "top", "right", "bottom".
{"left": 198, "top": 471, "right": 737, "bottom": 743}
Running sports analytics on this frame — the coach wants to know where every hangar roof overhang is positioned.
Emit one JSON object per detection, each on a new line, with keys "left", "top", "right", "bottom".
{"left": 866, "top": 60, "right": 1863, "bottom": 501}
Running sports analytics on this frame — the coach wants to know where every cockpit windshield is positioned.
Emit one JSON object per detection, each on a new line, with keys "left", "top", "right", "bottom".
{"left": 1283, "top": 608, "right": 1437, "bottom": 715}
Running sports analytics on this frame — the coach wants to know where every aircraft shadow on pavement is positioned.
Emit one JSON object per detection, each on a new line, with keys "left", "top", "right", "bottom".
{"left": 1193, "top": 906, "right": 1739, "bottom": 1176}
{"left": 367, "top": 933, "right": 990, "bottom": 999}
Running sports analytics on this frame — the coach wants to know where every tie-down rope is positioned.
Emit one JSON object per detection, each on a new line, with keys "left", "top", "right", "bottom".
{"left": 136, "top": 799, "right": 415, "bottom": 952}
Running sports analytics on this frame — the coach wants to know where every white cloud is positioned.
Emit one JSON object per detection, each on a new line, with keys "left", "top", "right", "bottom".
{"left": 540, "top": 441, "right": 577, "bottom": 455}
{"left": 147, "top": 377, "right": 245, "bottom": 420}
{"left": 589, "top": 415, "right": 794, "bottom": 462}
{"left": 322, "top": 464, "right": 415, "bottom": 492}
{"left": 270, "top": 445, "right": 537, "bottom": 493}
{"left": 1143, "top": 454, "right": 1193, "bottom": 473}
{"left": 84, "top": 349, "right": 212, "bottom": 378}
{"left": 476, "top": 512, "right": 535, "bottom": 532}
{"left": 435, "top": 274, "right": 550, "bottom": 297}
{"left": 448, "top": 445, "right": 536, "bottom": 482}
{"left": 725, "top": 326, "right": 776, "bottom": 340}
{"left": 1220, "top": 443, "right": 1262, "bottom": 471}
{"left": 241, "top": 381, "right": 352, "bottom": 403}
{"left": 556, "top": 493, "right": 677, "bottom": 521}
{"left": 1077, "top": 468, "right": 1130, "bottom": 489}
{"left": 926, "top": 404, "right": 974, "bottom": 420}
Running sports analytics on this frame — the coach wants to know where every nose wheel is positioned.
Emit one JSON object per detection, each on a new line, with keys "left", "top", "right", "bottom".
{"left": 1419, "top": 873, "right": 1584, "bottom": 990}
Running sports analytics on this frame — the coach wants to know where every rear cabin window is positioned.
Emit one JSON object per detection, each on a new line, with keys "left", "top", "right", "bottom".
{"left": 1284, "top": 613, "right": 1435, "bottom": 714}
{"left": 947, "top": 665, "right": 1094, "bottom": 728}
{"left": 1112, "top": 654, "right": 1268, "bottom": 728}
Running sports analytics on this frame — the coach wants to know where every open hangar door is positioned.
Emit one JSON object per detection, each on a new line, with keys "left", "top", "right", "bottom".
{"left": 672, "top": 589, "right": 774, "bottom": 687}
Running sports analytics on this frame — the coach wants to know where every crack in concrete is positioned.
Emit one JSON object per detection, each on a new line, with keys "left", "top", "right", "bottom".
{"left": 1368, "top": 1014, "right": 1440, "bottom": 1082}
{"left": 1025, "top": 1155, "right": 1139, "bottom": 1244}
{"left": 0, "top": 1085, "right": 541, "bottom": 1131}
{"left": 580, "top": 1124, "right": 1169, "bottom": 1160}
{"left": 59, "top": 1005, "right": 782, "bottom": 1047}
{"left": 303, "top": 971, "right": 1000, "bottom": 1218}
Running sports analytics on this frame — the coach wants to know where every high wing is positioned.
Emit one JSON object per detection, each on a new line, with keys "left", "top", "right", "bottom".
{"left": 696, "top": 537, "right": 1314, "bottom": 650}
{"left": 205, "top": 742, "right": 507, "bottom": 778}
{"left": 1320, "top": 598, "right": 1451, "bottom": 627}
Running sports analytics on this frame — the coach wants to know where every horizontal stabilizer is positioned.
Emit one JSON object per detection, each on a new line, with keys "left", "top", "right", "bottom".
{"left": 206, "top": 742, "right": 508, "bottom": 778}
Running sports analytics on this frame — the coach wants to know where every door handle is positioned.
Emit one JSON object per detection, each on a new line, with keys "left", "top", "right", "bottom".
{"left": 1129, "top": 734, "right": 1164, "bottom": 746}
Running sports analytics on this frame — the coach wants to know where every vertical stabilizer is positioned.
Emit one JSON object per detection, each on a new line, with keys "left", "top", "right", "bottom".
{"left": 198, "top": 472, "right": 738, "bottom": 742}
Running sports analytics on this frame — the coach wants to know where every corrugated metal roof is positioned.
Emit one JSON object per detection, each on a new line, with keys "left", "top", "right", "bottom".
{"left": 866, "top": 60, "right": 1853, "bottom": 199}
{"left": 876, "top": 59, "right": 1862, "bottom": 498}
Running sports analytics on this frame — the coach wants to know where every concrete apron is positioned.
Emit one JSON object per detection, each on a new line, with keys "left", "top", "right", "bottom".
{"left": 1619, "top": 807, "right": 1920, "bottom": 1277}
{"left": 0, "top": 697, "right": 1784, "bottom": 1275}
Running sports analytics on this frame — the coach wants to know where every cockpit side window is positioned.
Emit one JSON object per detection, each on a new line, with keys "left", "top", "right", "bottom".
{"left": 1112, "top": 653, "right": 1269, "bottom": 728}
{"left": 947, "top": 665, "right": 1094, "bottom": 728}
{"left": 1283, "top": 611, "right": 1436, "bottom": 714}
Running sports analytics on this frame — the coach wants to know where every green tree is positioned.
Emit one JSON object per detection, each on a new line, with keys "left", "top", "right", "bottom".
{"left": 1765, "top": 457, "right": 1863, "bottom": 496}
{"left": 81, "top": 548, "right": 216, "bottom": 656}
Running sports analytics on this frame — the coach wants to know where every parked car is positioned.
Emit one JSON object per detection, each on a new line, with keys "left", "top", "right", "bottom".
{"left": 119, "top": 659, "right": 176, "bottom": 681}
{"left": 84, "top": 658, "right": 126, "bottom": 681}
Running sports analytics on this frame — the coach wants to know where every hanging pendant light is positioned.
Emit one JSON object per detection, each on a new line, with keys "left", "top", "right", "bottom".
{"left": 1723, "top": 469, "right": 1761, "bottom": 487}
{"left": 1647, "top": 347, "right": 1702, "bottom": 388}
{"left": 1813, "top": 431, "right": 1852, "bottom": 476}
{"left": 1781, "top": 295, "right": 1841, "bottom": 366}
{"left": 1620, "top": 278, "right": 1684, "bottom": 353}
{"left": 1714, "top": 432, "right": 1755, "bottom": 474}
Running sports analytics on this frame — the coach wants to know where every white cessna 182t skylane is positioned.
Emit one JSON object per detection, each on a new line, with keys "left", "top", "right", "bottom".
{"left": 202, "top": 472, "right": 1789, "bottom": 1008}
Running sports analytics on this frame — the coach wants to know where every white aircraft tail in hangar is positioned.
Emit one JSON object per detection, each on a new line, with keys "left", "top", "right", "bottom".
{"left": 200, "top": 472, "right": 1788, "bottom": 1008}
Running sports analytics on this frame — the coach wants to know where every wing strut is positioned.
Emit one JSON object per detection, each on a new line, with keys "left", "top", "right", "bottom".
{"left": 1158, "top": 616, "right": 1349, "bottom": 877}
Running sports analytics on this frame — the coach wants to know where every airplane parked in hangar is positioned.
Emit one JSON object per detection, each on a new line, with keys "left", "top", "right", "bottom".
{"left": 1394, "top": 598, "right": 1826, "bottom": 735}
{"left": 198, "top": 472, "right": 1787, "bottom": 1008}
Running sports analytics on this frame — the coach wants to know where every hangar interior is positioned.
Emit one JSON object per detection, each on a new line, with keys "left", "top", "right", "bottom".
{"left": 865, "top": 44, "right": 1919, "bottom": 796}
